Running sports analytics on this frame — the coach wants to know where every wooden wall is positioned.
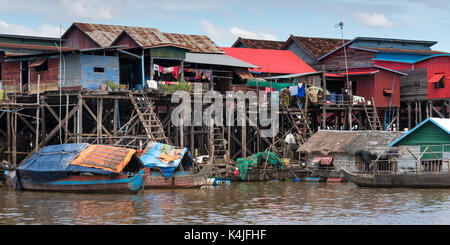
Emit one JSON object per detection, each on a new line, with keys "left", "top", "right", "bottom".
{"left": 398, "top": 68, "right": 428, "bottom": 102}
{"left": 1, "top": 61, "right": 20, "bottom": 92}
{"left": 319, "top": 47, "right": 375, "bottom": 71}
{"left": 62, "top": 26, "right": 99, "bottom": 50}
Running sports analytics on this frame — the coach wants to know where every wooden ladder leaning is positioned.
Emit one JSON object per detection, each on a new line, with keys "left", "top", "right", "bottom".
{"left": 129, "top": 92, "right": 170, "bottom": 144}
{"left": 284, "top": 102, "right": 312, "bottom": 144}
{"left": 364, "top": 98, "right": 383, "bottom": 130}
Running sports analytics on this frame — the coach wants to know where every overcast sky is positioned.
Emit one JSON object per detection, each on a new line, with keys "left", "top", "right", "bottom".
{"left": 1, "top": 0, "right": 450, "bottom": 51}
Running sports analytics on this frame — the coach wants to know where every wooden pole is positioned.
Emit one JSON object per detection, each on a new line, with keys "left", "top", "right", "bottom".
{"left": 65, "top": 94, "right": 69, "bottom": 143}
{"left": 6, "top": 105, "right": 11, "bottom": 164}
{"left": 97, "top": 98, "right": 103, "bottom": 144}
{"left": 12, "top": 110, "right": 17, "bottom": 166}
{"left": 35, "top": 75, "right": 40, "bottom": 150}
{"left": 113, "top": 98, "right": 118, "bottom": 137}
{"left": 407, "top": 102, "right": 411, "bottom": 130}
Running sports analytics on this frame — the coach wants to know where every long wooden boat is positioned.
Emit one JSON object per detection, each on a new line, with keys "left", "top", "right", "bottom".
{"left": 16, "top": 168, "right": 149, "bottom": 193}
{"left": 14, "top": 144, "right": 150, "bottom": 193}
{"left": 341, "top": 169, "right": 450, "bottom": 188}
{"left": 143, "top": 165, "right": 211, "bottom": 189}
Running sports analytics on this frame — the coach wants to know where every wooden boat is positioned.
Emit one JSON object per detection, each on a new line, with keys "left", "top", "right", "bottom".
{"left": 14, "top": 144, "right": 149, "bottom": 193}
{"left": 140, "top": 142, "right": 212, "bottom": 189}
{"left": 16, "top": 168, "right": 149, "bottom": 193}
{"left": 143, "top": 164, "right": 212, "bottom": 189}
{"left": 341, "top": 169, "right": 450, "bottom": 188}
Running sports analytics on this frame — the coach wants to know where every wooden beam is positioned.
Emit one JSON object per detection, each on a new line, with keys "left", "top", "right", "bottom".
{"left": 18, "top": 114, "right": 36, "bottom": 134}
{"left": 39, "top": 105, "right": 79, "bottom": 148}
{"left": 431, "top": 103, "right": 445, "bottom": 118}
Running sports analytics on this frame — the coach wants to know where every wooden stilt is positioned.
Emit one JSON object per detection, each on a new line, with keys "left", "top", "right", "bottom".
{"left": 407, "top": 102, "right": 411, "bottom": 130}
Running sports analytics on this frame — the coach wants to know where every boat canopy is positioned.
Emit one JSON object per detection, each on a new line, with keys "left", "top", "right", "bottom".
{"left": 16, "top": 143, "right": 142, "bottom": 182}
{"left": 140, "top": 142, "right": 194, "bottom": 178}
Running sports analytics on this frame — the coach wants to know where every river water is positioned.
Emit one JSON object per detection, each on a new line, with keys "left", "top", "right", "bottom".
{"left": 0, "top": 182, "right": 449, "bottom": 225}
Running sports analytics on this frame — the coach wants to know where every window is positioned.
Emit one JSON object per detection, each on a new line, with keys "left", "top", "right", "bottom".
{"left": 435, "top": 76, "right": 445, "bottom": 89}
{"left": 94, "top": 67, "right": 104, "bottom": 73}
{"left": 34, "top": 61, "right": 48, "bottom": 72}
{"left": 414, "top": 80, "right": 421, "bottom": 88}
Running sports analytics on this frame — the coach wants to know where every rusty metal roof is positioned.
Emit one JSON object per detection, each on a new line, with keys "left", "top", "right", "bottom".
{"left": 71, "top": 22, "right": 223, "bottom": 54}
{"left": 0, "top": 42, "right": 74, "bottom": 52}
{"left": 232, "top": 37, "right": 285, "bottom": 50}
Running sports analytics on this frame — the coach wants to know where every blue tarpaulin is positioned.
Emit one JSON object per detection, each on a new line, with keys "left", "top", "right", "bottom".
{"left": 140, "top": 142, "right": 193, "bottom": 178}
{"left": 16, "top": 143, "right": 116, "bottom": 183}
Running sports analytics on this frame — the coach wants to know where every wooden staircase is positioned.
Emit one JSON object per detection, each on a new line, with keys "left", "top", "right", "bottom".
{"left": 129, "top": 92, "right": 170, "bottom": 144}
{"left": 364, "top": 98, "right": 383, "bottom": 130}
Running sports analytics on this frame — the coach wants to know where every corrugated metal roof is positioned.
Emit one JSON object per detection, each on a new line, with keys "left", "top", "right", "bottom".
{"left": 388, "top": 118, "right": 450, "bottom": 147}
{"left": 232, "top": 37, "right": 285, "bottom": 50}
{"left": 0, "top": 42, "right": 74, "bottom": 52}
{"left": 352, "top": 46, "right": 447, "bottom": 55}
{"left": 222, "top": 47, "right": 316, "bottom": 74}
{"left": 184, "top": 52, "right": 258, "bottom": 68}
{"left": 71, "top": 22, "right": 223, "bottom": 54}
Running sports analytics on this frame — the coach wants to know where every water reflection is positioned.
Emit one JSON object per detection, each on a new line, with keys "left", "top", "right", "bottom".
{"left": 0, "top": 182, "right": 449, "bottom": 225}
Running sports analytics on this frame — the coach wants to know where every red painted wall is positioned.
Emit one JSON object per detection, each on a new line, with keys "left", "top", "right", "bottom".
{"left": 29, "top": 58, "right": 59, "bottom": 85}
{"left": 415, "top": 56, "right": 450, "bottom": 100}
{"left": 373, "top": 70, "right": 401, "bottom": 108}
{"left": 373, "top": 60, "right": 414, "bottom": 71}
{"left": 1, "top": 61, "right": 21, "bottom": 91}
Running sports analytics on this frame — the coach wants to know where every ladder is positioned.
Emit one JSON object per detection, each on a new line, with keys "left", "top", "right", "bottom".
{"left": 364, "top": 98, "right": 383, "bottom": 130}
{"left": 284, "top": 102, "right": 312, "bottom": 144}
{"left": 129, "top": 92, "right": 170, "bottom": 144}
{"left": 212, "top": 126, "right": 227, "bottom": 159}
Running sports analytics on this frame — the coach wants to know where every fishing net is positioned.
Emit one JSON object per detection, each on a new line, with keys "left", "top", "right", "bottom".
{"left": 236, "top": 151, "right": 283, "bottom": 180}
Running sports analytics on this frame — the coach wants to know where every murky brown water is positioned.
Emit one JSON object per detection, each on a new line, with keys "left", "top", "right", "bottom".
{"left": 0, "top": 182, "right": 449, "bottom": 225}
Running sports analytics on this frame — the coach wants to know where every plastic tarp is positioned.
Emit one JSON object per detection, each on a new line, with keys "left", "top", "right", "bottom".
{"left": 236, "top": 151, "right": 283, "bottom": 180}
{"left": 140, "top": 142, "right": 192, "bottom": 178}
{"left": 70, "top": 145, "right": 136, "bottom": 173}
{"left": 247, "top": 79, "right": 295, "bottom": 90}
{"left": 16, "top": 144, "right": 122, "bottom": 183}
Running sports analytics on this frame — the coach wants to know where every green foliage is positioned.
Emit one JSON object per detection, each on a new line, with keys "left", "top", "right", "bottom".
{"left": 104, "top": 80, "right": 119, "bottom": 89}
{"left": 163, "top": 81, "right": 193, "bottom": 93}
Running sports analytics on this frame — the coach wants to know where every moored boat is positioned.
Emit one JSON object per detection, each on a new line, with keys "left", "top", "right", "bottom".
{"left": 14, "top": 143, "right": 149, "bottom": 193}
{"left": 341, "top": 169, "right": 450, "bottom": 188}
{"left": 140, "top": 142, "right": 211, "bottom": 188}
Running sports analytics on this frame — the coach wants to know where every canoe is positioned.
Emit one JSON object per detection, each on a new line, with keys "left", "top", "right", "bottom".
{"left": 14, "top": 143, "right": 149, "bottom": 193}
{"left": 341, "top": 169, "right": 450, "bottom": 188}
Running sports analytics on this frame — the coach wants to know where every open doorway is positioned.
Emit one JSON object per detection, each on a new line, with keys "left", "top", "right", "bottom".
{"left": 21, "top": 61, "right": 29, "bottom": 92}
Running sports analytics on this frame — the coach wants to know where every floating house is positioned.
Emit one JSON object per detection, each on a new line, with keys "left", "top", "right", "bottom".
{"left": 388, "top": 118, "right": 450, "bottom": 173}
{"left": 297, "top": 130, "right": 403, "bottom": 172}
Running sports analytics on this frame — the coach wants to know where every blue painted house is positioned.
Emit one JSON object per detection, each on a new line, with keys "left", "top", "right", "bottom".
{"left": 62, "top": 53, "right": 120, "bottom": 90}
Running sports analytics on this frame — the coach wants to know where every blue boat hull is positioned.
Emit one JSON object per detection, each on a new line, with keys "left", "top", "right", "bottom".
{"left": 15, "top": 169, "right": 149, "bottom": 194}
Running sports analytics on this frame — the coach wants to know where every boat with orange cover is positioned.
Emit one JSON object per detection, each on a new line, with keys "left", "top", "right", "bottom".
{"left": 13, "top": 143, "right": 149, "bottom": 193}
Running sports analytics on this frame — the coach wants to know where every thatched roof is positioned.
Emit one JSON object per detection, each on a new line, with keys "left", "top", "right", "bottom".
{"left": 297, "top": 130, "right": 404, "bottom": 155}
